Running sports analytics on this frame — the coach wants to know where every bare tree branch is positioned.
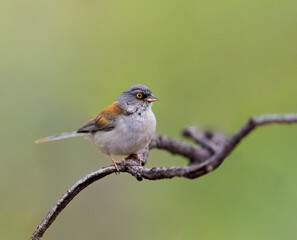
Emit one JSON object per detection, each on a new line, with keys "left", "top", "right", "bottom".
{"left": 31, "top": 166, "right": 117, "bottom": 240}
{"left": 30, "top": 113, "right": 297, "bottom": 240}
{"left": 182, "top": 127, "right": 221, "bottom": 154}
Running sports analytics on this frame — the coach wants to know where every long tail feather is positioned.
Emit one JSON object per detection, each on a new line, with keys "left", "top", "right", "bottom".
{"left": 35, "top": 131, "right": 84, "bottom": 144}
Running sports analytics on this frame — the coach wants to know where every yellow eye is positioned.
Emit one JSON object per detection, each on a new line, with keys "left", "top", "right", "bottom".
{"left": 136, "top": 93, "right": 142, "bottom": 99}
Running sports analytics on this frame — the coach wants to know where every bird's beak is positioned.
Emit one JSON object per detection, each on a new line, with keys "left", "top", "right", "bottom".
{"left": 145, "top": 95, "right": 159, "bottom": 102}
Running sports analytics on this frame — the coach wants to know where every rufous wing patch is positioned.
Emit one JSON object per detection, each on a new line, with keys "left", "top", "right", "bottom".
{"left": 97, "top": 116, "right": 108, "bottom": 126}
{"left": 77, "top": 102, "right": 123, "bottom": 133}
{"left": 102, "top": 102, "right": 123, "bottom": 115}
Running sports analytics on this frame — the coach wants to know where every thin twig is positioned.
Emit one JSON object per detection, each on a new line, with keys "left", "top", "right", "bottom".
{"left": 30, "top": 113, "right": 297, "bottom": 240}
{"left": 31, "top": 166, "right": 117, "bottom": 240}
{"left": 183, "top": 127, "right": 219, "bottom": 154}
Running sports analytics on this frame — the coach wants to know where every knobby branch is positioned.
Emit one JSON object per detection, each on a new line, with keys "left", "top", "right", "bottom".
{"left": 30, "top": 113, "right": 297, "bottom": 240}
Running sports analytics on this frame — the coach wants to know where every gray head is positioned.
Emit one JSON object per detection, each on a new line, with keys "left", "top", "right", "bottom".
{"left": 116, "top": 84, "right": 159, "bottom": 113}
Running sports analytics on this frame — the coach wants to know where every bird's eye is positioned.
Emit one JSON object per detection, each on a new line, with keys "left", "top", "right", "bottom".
{"left": 136, "top": 93, "right": 143, "bottom": 99}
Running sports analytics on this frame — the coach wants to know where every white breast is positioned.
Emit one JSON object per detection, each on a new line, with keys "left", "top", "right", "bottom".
{"left": 91, "top": 107, "right": 156, "bottom": 156}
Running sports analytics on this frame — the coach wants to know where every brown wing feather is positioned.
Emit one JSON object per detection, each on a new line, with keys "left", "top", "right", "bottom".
{"left": 77, "top": 102, "right": 123, "bottom": 133}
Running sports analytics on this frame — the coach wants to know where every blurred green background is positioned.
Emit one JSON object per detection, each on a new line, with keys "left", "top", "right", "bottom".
{"left": 1, "top": 1, "right": 297, "bottom": 239}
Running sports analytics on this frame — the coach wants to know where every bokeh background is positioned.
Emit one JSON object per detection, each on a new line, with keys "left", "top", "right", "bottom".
{"left": 1, "top": 1, "right": 297, "bottom": 239}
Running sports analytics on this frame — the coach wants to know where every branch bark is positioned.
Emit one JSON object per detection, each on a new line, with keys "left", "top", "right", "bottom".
{"left": 30, "top": 113, "right": 297, "bottom": 240}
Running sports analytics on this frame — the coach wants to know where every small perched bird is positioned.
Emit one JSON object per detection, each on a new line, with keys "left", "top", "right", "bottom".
{"left": 36, "top": 84, "right": 159, "bottom": 170}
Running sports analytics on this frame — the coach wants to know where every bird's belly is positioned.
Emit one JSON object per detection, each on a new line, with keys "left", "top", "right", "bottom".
{"left": 91, "top": 111, "right": 156, "bottom": 156}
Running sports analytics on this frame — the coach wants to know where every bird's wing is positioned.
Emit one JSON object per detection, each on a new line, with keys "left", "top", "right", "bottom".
{"left": 77, "top": 102, "right": 123, "bottom": 133}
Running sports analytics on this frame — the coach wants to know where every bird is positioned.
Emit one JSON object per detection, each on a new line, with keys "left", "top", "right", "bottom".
{"left": 35, "top": 84, "right": 159, "bottom": 171}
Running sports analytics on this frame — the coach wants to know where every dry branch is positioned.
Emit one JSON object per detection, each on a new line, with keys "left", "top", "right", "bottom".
{"left": 30, "top": 113, "right": 297, "bottom": 240}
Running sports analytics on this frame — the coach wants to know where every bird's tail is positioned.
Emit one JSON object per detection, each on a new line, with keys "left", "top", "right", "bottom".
{"left": 35, "top": 131, "right": 84, "bottom": 144}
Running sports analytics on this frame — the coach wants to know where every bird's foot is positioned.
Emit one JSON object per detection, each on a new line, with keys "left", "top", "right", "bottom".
{"left": 110, "top": 158, "right": 121, "bottom": 174}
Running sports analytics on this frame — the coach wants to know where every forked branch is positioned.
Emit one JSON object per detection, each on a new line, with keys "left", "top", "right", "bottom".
{"left": 30, "top": 113, "right": 297, "bottom": 240}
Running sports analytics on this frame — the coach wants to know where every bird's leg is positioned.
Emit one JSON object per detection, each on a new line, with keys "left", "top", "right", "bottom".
{"left": 110, "top": 156, "right": 120, "bottom": 173}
